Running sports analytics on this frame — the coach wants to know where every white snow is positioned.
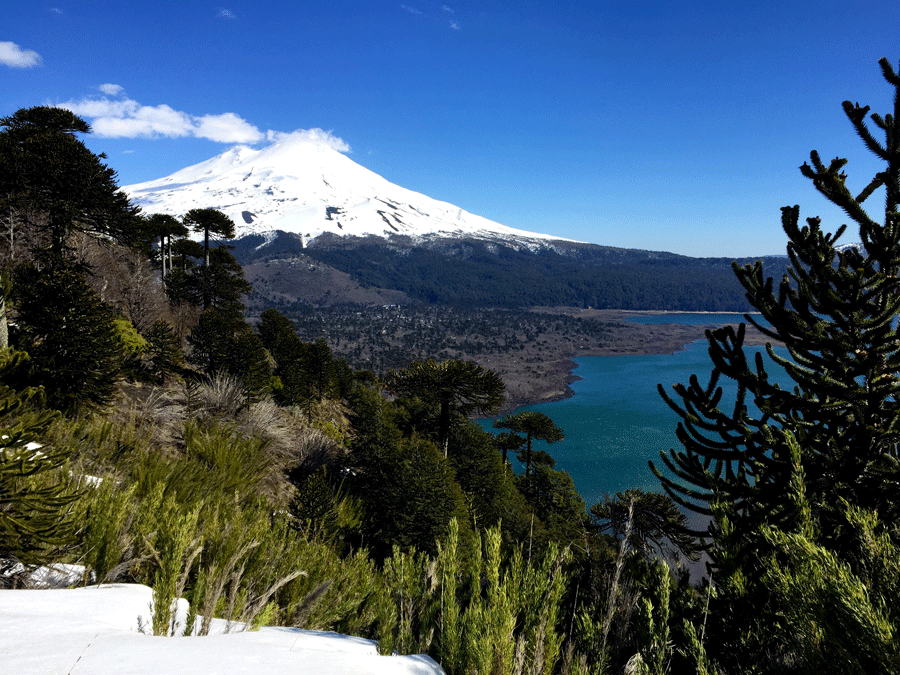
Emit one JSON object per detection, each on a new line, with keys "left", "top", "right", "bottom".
{"left": 0, "top": 583, "right": 445, "bottom": 675}
{"left": 122, "top": 135, "right": 578, "bottom": 251}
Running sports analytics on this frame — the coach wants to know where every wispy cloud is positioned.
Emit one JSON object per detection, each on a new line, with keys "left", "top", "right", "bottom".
{"left": 50, "top": 7, "right": 63, "bottom": 14}
{"left": 57, "top": 88, "right": 351, "bottom": 152}
{"left": 266, "top": 129, "right": 351, "bottom": 153}
{"left": 0, "top": 41, "right": 42, "bottom": 68}
{"left": 217, "top": 8, "right": 237, "bottom": 19}
{"left": 59, "top": 90, "right": 264, "bottom": 143}
{"left": 400, "top": 4, "right": 459, "bottom": 29}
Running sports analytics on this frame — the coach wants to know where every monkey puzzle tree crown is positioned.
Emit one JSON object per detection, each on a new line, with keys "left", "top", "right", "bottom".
{"left": 651, "top": 57, "right": 900, "bottom": 539}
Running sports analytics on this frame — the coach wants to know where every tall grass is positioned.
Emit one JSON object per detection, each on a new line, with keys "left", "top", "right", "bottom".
{"left": 375, "top": 519, "right": 575, "bottom": 675}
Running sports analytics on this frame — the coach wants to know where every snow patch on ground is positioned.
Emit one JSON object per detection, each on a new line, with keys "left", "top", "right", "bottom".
{"left": 0, "top": 584, "right": 445, "bottom": 675}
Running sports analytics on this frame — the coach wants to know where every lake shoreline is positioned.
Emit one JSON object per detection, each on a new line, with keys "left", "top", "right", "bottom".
{"left": 490, "top": 309, "right": 778, "bottom": 414}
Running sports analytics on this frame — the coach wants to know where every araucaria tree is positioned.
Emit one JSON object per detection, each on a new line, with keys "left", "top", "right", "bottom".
{"left": 493, "top": 411, "right": 564, "bottom": 478}
{"left": 651, "top": 58, "right": 900, "bottom": 669}
{"left": 0, "top": 106, "right": 141, "bottom": 257}
{"left": 386, "top": 359, "right": 505, "bottom": 458}
{"left": 653, "top": 57, "right": 900, "bottom": 536}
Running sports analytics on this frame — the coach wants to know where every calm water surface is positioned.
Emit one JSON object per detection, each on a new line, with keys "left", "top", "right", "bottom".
{"left": 482, "top": 316, "right": 787, "bottom": 508}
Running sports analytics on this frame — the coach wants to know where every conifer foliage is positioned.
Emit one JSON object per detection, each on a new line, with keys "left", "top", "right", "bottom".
{"left": 0, "top": 106, "right": 141, "bottom": 256}
{"left": 651, "top": 56, "right": 900, "bottom": 672}
{"left": 652, "top": 57, "right": 900, "bottom": 538}
{"left": 13, "top": 257, "right": 123, "bottom": 413}
{"left": 0, "top": 350, "right": 76, "bottom": 574}
{"left": 386, "top": 358, "right": 505, "bottom": 457}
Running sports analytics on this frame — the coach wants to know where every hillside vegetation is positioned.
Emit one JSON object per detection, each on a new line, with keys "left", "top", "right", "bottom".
{"left": 233, "top": 231, "right": 790, "bottom": 311}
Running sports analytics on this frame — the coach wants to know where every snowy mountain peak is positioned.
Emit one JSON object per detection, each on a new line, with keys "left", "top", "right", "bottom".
{"left": 122, "top": 137, "right": 575, "bottom": 249}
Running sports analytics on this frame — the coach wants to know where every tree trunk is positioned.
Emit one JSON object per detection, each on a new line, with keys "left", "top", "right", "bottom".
{"left": 0, "top": 295, "right": 7, "bottom": 350}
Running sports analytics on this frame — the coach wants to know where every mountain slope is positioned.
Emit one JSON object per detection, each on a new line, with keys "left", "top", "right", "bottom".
{"left": 123, "top": 134, "right": 572, "bottom": 250}
{"left": 124, "top": 137, "right": 788, "bottom": 312}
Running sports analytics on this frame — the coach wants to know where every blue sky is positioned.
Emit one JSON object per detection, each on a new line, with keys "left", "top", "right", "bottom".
{"left": 2, "top": 1, "right": 898, "bottom": 257}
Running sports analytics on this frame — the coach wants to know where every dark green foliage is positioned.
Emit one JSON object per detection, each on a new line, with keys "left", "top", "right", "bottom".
{"left": 346, "top": 384, "right": 472, "bottom": 558}
{"left": 446, "top": 422, "right": 515, "bottom": 527}
{"left": 170, "top": 238, "right": 205, "bottom": 271}
{"left": 386, "top": 358, "right": 505, "bottom": 457}
{"left": 142, "top": 320, "right": 183, "bottom": 383}
{"left": 12, "top": 257, "right": 123, "bottom": 412}
{"left": 0, "top": 106, "right": 142, "bottom": 257}
{"left": 146, "top": 213, "right": 189, "bottom": 277}
{"left": 258, "top": 308, "right": 313, "bottom": 406}
{"left": 494, "top": 430, "right": 525, "bottom": 465}
{"left": 516, "top": 463, "right": 586, "bottom": 544}
{"left": 289, "top": 466, "right": 342, "bottom": 540}
{"left": 650, "top": 57, "right": 900, "bottom": 672}
{"left": 590, "top": 489, "right": 700, "bottom": 561}
{"left": 493, "top": 410, "right": 564, "bottom": 478}
{"left": 0, "top": 350, "right": 77, "bottom": 572}
{"left": 166, "top": 245, "right": 251, "bottom": 313}
{"left": 161, "top": 211, "right": 249, "bottom": 314}
{"left": 187, "top": 308, "right": 270, "bottom": 395}
{"left": 202, "top": 247, "right": 253, "bottom": 312}
{"left": 184, "top": 207, "right": 236, "bottom": 274}
{"left": 257, "top": 309, "right": 351, "bottom": 407}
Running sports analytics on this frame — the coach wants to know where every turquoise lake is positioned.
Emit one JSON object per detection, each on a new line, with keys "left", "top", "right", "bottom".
{"left": 481, "top": 314, "right": 788, "bottom": 509}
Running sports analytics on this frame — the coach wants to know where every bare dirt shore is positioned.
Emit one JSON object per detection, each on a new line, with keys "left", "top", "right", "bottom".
{"left": 483, "top": 309, "right": 777, "bottom": 414}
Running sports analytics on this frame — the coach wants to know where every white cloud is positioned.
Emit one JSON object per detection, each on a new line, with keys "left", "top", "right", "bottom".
{"left": 266, "top": 129, "right": 351, "bottom": 153}
{"left": 195, "top": 112, "right": 263, "bottom": 143}
{"left": 442, "top": 5, "right": 454, "bottom": 12}
{"left": 0, "top": 41, "right": 42, "bottom": 68}
{"left": 50, "top": 8, "right": 63, "bottom": 14}
{"left": 56, "top": 91, "right": 350, "bottom": 152}
{"left": 450, "top": 20, "right": 460, "bottom": 30}
{"left": 401, "top": 5, "right": 422, "bottom": 15}
{"left": 58, "top": 94, "right": 264, "bottom": 143}
{"left": 217, "top": 8, "right": 236, "bottom": 19}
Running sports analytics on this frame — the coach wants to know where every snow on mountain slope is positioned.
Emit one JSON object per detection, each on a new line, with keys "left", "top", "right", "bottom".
{"left": 122, "top": 134, "right": 575, "bottom": 249}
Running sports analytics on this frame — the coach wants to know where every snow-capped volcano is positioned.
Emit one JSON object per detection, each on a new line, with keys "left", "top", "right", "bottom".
{"left": 123, "top": 135, "right": 573, "bottom": 249}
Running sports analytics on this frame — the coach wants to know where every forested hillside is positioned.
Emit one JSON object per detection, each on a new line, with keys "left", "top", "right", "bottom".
{"left": 5, "top": 55, "right": 900, "bottom": 675}
{"left": 232, "top": 231, "right": 790, "bottom": 311}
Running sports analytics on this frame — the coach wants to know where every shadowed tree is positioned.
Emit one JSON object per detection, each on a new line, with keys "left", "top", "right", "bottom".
{"left": 0, "top": 106, "right": 141, "bottom": 257}
{"left": 183, "top": 208, "right": 235, "bottom": 269}
{"left": 385, "top": 358, "right": 505, "bottom": 458}
{"left": 493, "top": 410, "right": 564, "bottom": 478}
{"left": 12, "top": 256, "right": 123, "bottom": 413}
{"left": 146, "top": 213, "right": 187, "bottom": 278}
{"left": 187, "top": 307, "right": 270, "bottom": 396}
{"left": 0, "top": 107, "right": 142, "bottom": 350}
{"left": 182, "top": 208, "right": 238, "bottom": 310}
{"left": 590, "top": 489, "right": 701, "bottom": 561}
{"left": 494, "top": 430, "right": 526, "bottom": 466}
{"left": 0, "top": 350, "right": 79, "bottom": 578}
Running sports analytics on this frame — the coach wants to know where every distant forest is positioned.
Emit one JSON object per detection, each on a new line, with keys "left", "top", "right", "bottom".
{"left": 233, "top": 233, "right": 791, "bottom": 311}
